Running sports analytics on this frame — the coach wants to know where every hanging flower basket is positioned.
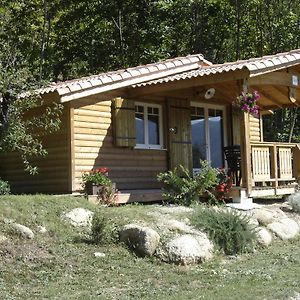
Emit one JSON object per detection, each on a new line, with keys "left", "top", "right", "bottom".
{"left": 235, "top": 91, "right": 260, "bottom": 116}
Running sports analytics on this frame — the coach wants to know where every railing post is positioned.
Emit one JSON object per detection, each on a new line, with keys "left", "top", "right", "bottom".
{"left": 270, "top": 145, "right": 278, "bottom": 188}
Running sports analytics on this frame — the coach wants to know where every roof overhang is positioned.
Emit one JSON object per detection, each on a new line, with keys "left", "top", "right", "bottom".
{"left": 33, "top": 49, "right": 300, "bottom": 109}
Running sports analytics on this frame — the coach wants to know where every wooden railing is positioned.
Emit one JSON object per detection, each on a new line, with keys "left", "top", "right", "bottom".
{"left": 250, "top": 142, "right": 300, "bottom": 187}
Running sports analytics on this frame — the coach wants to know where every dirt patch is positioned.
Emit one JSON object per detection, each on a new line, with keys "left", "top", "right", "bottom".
{"left": 0, "top": 239, "right": 54, "bottom": 263}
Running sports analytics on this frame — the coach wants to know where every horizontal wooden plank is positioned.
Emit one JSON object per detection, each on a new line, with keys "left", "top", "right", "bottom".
{"left": 74, "top": 133, "right": 111, "bottom": 142}
{"left": 249, "top": 126, "right": 260, "bottom": 131}
{"left": 74, "top": 109, "right": 111, "bottom": 118}
{"left": 74, "top": 158, "right": 166, "bottom": 167}
{"left": 74, "top": 114, "right": 111, "bottom": 124}
{"left": 74, "top": 152, "right": 167, "bottom": 160}
{"left": 75, "top": 105, "right": 111, "bottom": 113}
{"left": 11, "top": 184, "right": 70, "bottom": 193}
{"left": 74, "top": 165, "right": 165, "bottom": 172}
{"left": 73, "top": 128, "right": 111, "bottom": 136}
{"left": 74, "top": 139, "right": 113, "bottom": 147}
{"left": 250, "top": 130, "right": 260, "bottom": 136}
{"left": 74, "top": 121, "right": 110, "bottom": 130}
{"left": 73, "top": 100, "right": 111, "bottom": 109}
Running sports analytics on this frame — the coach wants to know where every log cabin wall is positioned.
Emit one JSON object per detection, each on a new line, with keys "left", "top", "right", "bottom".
{"left": 0, "top": 104, "right": 70, "bottom": 193}
{"left": 249, "top": 113, "right": 262, "bottom": 142}
{"left": 72, "top": 98, "right": 168, "bottom": 191}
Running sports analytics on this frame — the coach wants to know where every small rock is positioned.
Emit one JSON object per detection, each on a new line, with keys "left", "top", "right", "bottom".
{"left": 119, "top": 224, "right": 160, "bottom": 257}
{"left": 12, "top": 223, "right": 34, "bottom": 239}
{"left": 157, "top": 234, "right": 214, "bottom": 265}
{"left": 62, "top": 208, "right": 94, "bottom": 227}
{"left": 37, "top": 226, "right": 47, "bottom": 233}
{"left": 0, "top": 235, "right": 8, "bottom": 243}
{"left": 94, "top": 252, "right": 106, "bottom": 258}
{"left": 256, "top": 227, "right": 273, "bottom": 247}
{"left": 267, "top": 218, "right": 300, "bottom": 240}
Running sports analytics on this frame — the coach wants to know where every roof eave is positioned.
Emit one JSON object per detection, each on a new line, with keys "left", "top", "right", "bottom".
{"left": 58, "top": 61, "right": 203, "bottom": 103}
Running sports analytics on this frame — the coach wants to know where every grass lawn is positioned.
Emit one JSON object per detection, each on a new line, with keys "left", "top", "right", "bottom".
{"left": 0, "top": 195, "right": 300, "bottom": 299}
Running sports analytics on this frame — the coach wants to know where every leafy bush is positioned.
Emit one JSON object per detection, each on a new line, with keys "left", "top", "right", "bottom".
{"left": 157, "top": 161, "right": 219, "bottom": 206}
{"left": 191, "top": 207, "right": 257, "bottom": 255}
{"left": 90, "top": 212, "right": 119, "bottom": 244}
{"left": 82, "top": 167, "right": 112, "bottom": 187}
{"left": 0, "top": 178, "right": 10, "bottom": 195}
{"left": 288, "top": 192, "right": 300, "bottom": 213}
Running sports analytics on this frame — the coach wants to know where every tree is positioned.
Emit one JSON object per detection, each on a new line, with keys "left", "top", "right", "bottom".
{"left": 0, "top": 1, "right": 63, "bottom": 174}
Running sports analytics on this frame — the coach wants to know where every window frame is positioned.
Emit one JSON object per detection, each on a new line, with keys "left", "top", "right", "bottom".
{"left": 134, "top": 102, "right": 163, "bottom": 150}
{"left": 190, "top": 102, "right": 228, "bottom": 171}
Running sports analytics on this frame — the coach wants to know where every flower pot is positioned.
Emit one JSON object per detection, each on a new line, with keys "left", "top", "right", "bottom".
{"left": 85, "top": 182, "right": 105, "bottom": 195}
{"left": 85, "top": 182, "right": 116, "bottom": 197}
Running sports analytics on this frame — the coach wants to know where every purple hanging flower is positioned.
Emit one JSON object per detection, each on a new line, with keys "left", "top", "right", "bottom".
{"left": 235, "top": 91, "right": 261, "bottom": 116}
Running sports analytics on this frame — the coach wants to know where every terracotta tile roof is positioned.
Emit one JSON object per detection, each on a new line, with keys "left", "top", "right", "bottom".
{"left": 32, "top": 49, "right": 300, "bottom": 102}
{"left": 37, "top": 54, "right": 206, "bottom": 101}
{"left": 134, "top": 49, "right": 300, "bottom": 88}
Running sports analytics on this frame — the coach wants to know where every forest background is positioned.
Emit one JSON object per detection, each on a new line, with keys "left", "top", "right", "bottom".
{"left": 1, "top": 0, "right": 300, "bottom": 147}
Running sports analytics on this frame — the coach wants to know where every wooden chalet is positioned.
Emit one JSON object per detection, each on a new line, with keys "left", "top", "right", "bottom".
{"left": 1, "top": 49, "right": 300, "bottom": 203}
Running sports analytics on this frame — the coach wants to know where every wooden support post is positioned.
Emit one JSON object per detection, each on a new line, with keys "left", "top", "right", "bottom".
{"left": 293, "top": 145, "right": 300, "bottom": 184}
{"left": 239, "top": 79, "right": 252, "bottom": 196}
{"left": 68, "top": 102, "right": 76, "bottom": 193}
{"left": 270, "top": 145, "right": 278, "bottom": 189}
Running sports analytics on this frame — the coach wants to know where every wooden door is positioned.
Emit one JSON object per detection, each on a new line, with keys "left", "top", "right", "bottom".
{"left": 167, "top": 99, "right": 192, "bottom": 171}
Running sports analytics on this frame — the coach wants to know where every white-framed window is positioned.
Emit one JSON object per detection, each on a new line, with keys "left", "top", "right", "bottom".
{"left": 135, "top": 102, "right": 163, "bottom": 149}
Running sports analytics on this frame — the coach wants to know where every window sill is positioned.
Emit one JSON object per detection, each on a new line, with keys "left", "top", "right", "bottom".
{"left": 134, "top": 146, "right": 167, "bottom": 151}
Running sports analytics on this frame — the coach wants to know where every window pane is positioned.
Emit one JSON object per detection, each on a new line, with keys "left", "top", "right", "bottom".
{"left": 209, "top": 115, "right": 223, "bottom": 168}
{"left": 197, "top": 107, "right": 204, "bottom": 116}
{"left": 135, "top": 113, "right": 145, "bottom": 144}
{"left": 208, "top": 109, "right": 215, "bottom": 117}
{"left": 191, "top": 115, "right": 206, "bottom": 168}
{"left": 148, "top": 114, "right": 159, "bottom": 145}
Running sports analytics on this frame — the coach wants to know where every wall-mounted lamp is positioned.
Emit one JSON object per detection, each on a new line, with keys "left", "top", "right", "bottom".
{"left": 204, "top": 88, "right": 215, "bottom": 99}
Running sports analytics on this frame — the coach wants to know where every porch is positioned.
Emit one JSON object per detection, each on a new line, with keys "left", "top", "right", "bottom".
{"left": 230, "top": 141, "right": 300, "bottom": 201}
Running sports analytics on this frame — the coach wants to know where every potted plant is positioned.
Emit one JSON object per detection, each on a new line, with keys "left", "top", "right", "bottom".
{"left": 235, "top": 91, "right": 260, "bottom": 116}
{"left": 82, "top": 168, "right": 115, "bottom": 202}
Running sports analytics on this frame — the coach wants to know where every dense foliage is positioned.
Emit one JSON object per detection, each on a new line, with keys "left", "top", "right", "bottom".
{"left": 191, "top": 207, "right": 257, "bottom": 255}
{"left": 1, "top": 0, "right": 300, "bottom": 167}
{"left": 157, "top": 161, "right": 221, "bottom": 205}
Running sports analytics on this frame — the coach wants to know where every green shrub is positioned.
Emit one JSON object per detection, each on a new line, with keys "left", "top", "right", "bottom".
{"left": 191, "top": 207, "right": 257, "bottom": 255}
{"left": 0, "top": 178, "right": 10, "bottom": 195}
{"left": 288, "top": 192, "right": 300, "bottom": 213}
{"left": 90, "top": 212, "right": 119, "bottom": 244}
{"left": 157, "top": 161, "right": 219, "bottom": 206}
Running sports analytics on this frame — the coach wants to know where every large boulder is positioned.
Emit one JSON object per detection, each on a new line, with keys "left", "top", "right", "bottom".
{"left": 119, "top": 224, "right": 160, "bottom": 257}
{"left": 12, "top": 223, "right": 34, "bottom": 239}
{"left": 267, "top": 218, "right": 300, "bottom": 240}
{"left": 62, "top": 208, "right": 94, "bottom": 227}
{"left": 157, "top": 234, "right": 214, "bottom": 265}
{"left": 256, "top": 227, "right": 273, "bottom": 247}
{"left": 252, "top": 208, "right": 287, "bottom": 226}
